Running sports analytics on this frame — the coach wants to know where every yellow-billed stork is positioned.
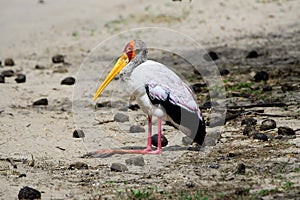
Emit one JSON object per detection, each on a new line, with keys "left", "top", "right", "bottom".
{"left": 92, "top": 40, "right": 206, "bottom": 156}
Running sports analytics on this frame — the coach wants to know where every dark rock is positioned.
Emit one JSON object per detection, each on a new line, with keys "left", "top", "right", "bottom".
{"left": 125, "top": 156, "right": 145, "bottom": 166}
{"left": 253, "top": 133, "right": 268, "bottom": 141}
{"left": 227, "top": 152, "right": 236, "bottom": 158}
{"left": 114, "top": 113, "right": 129, "bottom": 122}
{"left": 274, "top": 135, "right": 283, "bottom": 140}
{"left": 191, "top": 83, "right": 207, "bottom": 93}
{"left": 186, "top": 181, "right": 195, "bottom": 188}
{"left": 15, "top": 74, "right": 26, "bottom": 83}
{"left": 260, "top": 119, "right": 276, "bottom": 131}
{"left": 236, "top": 163, "right": 246, "bottom": 174}
{"left": 18, "top": 173, "right": 26, "bottom": 178}
{"left": 33, "top": 98, "right": 48, "bottom": 106}
{"left": 281, "top": 83, "right": 295, "bottom": 92}
{"left": 278, "top": 126, "right": 295, "bottom": 136}
{"left": 151, "top": 134, "right": 168, "bottom": 147}
{"left": 220, "top": 68, "right": 230, "bottom": 76}
{"left": 128, "top": 104, "right": 140, "bottom": 111}
{"left": 241, "top": 117, "right": 257, "bottom": 126}
{"left": 18, "top": 186, "right": 41, "bottom": 200}
{"left": 187, "top": 144, "right": 202, "bottom": 151}
{"left": 243, "top": 126, "right": 258, "bottom": 136}
{"left": 61, "top": 77, "right": 75, "bottom": 85}
{"left": 73, "top": 129, "right": 85, "bottom": 138}
{"left": 4, "top": 58, "right": 15, "bottom": 66}
{"left": 246, "top": 50, "right": 259, "bottom": 59}
{"left": 68, "top": 162, "right": 88, "bottom": 170}
{"left": 96, "top": 100, "right": 127, "bottom": 108}
{"left": 203, "top": 136, "right": 216, "bottom": 146}
{"left": 254, "top": 71, "right": 269, "bottom": 82}
{"left": 52, "top": 54, "right": 64, "bottom": 63}
{"left": 111, "top": 163, "right": 128, "bottom": 172}
{"left": 1, "top": 69, "right": 14, "bottom": 77}
{"left": 208, "top": 163, "right": 219, "bottom": 169}
{"left": 203, "top": 51, "right": 219, "bottom": 61}
{"left": 182, "top": 136, "right": 193, "bottom": 145}
{"left": 129, "top": 125, "right": 145, "bottom": 133}
{"left": 0, "top": 75, "right": 4, "bottom": 83}
{"left": 263, "top": 85, "right": 272, "bottom": 92}
{"left": 35, "top": 64, "right": 46, "bottom": 69}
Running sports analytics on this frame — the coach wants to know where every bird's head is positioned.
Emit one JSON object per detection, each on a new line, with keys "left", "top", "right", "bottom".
{"left": 93, "top": 40, "right": 147, "bottom": 101}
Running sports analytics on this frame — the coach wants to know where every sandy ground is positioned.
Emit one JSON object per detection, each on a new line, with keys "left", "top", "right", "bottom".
{"left": 0, "top": 0, "right": 300, "bottom": 199}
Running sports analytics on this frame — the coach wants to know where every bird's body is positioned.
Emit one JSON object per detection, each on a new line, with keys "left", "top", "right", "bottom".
{"left": 91, "top": 40, "right": 206, "bottom": 156}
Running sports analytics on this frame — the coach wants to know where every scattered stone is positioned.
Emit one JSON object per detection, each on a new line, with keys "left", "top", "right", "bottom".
{"left": 274, "top": 135, "right": 283, "bottom": 140}
{"left": 15, "top": 74, "right": 26, "bottom": 83}
{"left": 129, "top": 125, "right": 145, "bottom": 133}
{"left": 236, "top": 163, "right": 246, "bottom": 174}
{"left": 61, "top": 77, "right": 75, "bottom": 85}
{"left": 111, "top": 163, "right": 128, "bottom": 172}
{"left": 262, "top": 85, "right": 272, "bottom": 92}
{"left": 278, "top": 126, "right": 295, "bottom": 136}
{"left": 125, "top": 156, "right": 145, "bottom": 166}
{"left": 203, "top": 51, "right": 219, "bottom": 61}
{"left": 208, "top": 163, "right": 219, "bottom": 169}
{"left": 151, "top": 134, "right": 168, "bottom": 147}
{"left": 260, "top": 119, "right": 276, "bottom": 131}
{"left": 52, "top": 54, "right": 64, "bottom": 63}
{"left": 4, "top": 58, "right": 15, "bottom": 66}
{"left": 0, "top": 75, "right": 4, "bottom": 83}
{"left": 186, "top": 181, "right": 195, "bottom": 188}
{"left": 53, "top": 66, "right": 68, "bottom": 73}
{"left": 128, "top": 104, "right": 140, "bottom": 111}
{"left": 254, "top": 71, "right": 269, "bottom": 82}
{"left": 96, "top": 100, "right": 127, "bottom": 108}
{"left": 203, "top": 136, "right": 216, "bottom": 146}
{"left": 1, "top": 69, "right": 14, "bottom": 77}
{"left": 114, "top": 113, "right": 129, "bottom": 122}
{"left": 187, "top": 144, "right": 202, "bottom": 151}
{"left": 18, "top": 186, "right": 41, "bottom": 200}
{"left": 68, "top": 162, "right": 88, "bottom": 170}
{"left": 246, "top": 50, "right": 259, "bottom": 59}
{"left": 73, "top": 129, "right": 85, "bottom": 138}
{"left": 18, "top": 173, "right": 26, "bottom": 178}
{"left": 243, "top": 126, "right": 258, "bottom": 136}
{"left": 182, "top": 136, "right": 193, "bottom": 145}
{"left": 33, "top": 98, "right": 48, "bottom": 106}
{"left": 35, "top": 64, "right": 46, "bottom": 69}
{"left": 191, "top": 83, "right": 207, "bottom": 93}
{"left": 281, "top": 83, "right": 295, "bottom": 92}
{"left": 220, "top": 68, "right": 230, "bottom": 76}
{"left": 253, "top": 133, "right": 268, "bottom": 141}
{"left": 241, "top": 117, "right": 257, "bottom": 126}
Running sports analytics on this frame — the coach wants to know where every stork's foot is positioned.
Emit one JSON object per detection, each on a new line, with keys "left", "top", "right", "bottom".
{"left": 82, "top": 148, "right": 162, "bottom": 158}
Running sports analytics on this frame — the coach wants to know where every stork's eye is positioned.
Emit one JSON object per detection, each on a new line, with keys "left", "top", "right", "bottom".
{"left": 127, "top": 47, "right": 132, "bottom": 52}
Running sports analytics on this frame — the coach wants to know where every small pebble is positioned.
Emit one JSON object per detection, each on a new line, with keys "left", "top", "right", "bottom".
{"left": 254, "top": 71, "right": 269, "bottom": 82}
{"left": 52, "top": 54, "right": 64, "bottom": 63}
{"left": 68, "top": 162, "right": 88, "bottom": 170}
{"left": 203, "top": 51, "right": 219, "bottom": 61}
{"left": 18, "top": 186, "right": 41, "bottom": 200}
{"left": 1, "top": 69, "right": 14, "bottom": 77}
{"left": 241, "top": 117, "right": 257, "bottom": 126}
{"left": 220, "top": 68, "right": 230, "bottom": 76}
{"left": 151, "top": 133, "right": 168, "bottom": 147}
{"left": 35, "top": 64, "right": 46, "bottom": 69}
{"left": 246, "top": 50, "right": 259, "bottom": 59}
{"left": 61, "top": 77, "right": 75, "bottom": 85}
{"left": 111, "top": 163, "right": 128, "bottom": 172}
{"left": 33, "top": 98, "right": 48, "bottom": 106}
{"left": 129, "top": 125, "right": 145, "bottom": 133}
{"left": 125, "top": 156, "right": 145, "bottom": 166}
{"left": 253, "top": 133, "right": 268, "bottom": 141}
{"left": 114, "top": 113, "right": 129, "bottom": 122}
{"left": 243, "top": 126, "right": 258, "bottom": 136}
{"left": 191, "top": 83, "right": 207, "bottom": 93}
{"left": 15, "top": 74, "right": 26, "bottom": 83}
{"left": 18, "top": 173, "right": 27, "bottom": 178}
{"left": 186, "top": 181, "right": 195, "bottom": 188}
{"left": 128, "top": 104, "right": 140, "bottom": 111}
{"left": 281, "top": 83, "right": 294, "bottom": 92}
{"left": 236, "top": 163, "right": 246, "bottom": 174}
{"left": 73, "top": 129, "right": 85, "bottom": 138}
{"left": 260, "top": 119, "right": 276, "bottom": 131}
{"left": 0, "top": 75, "right": 4, "bottom": 83}
{"left": 278, "top": 126, "right": 295, "bottom": 136}
{"left": 4, "top": 58, "right": 15, "bottom": 66}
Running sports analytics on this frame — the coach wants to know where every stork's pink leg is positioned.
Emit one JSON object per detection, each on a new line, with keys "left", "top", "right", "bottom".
{"left": 143, "top": 115, "right": 153, "bottom": 152}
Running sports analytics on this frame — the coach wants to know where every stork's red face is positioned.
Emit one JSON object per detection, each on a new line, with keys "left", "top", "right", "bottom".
{"left": 93, "top": 40, "right": 136, "bottom": 101}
